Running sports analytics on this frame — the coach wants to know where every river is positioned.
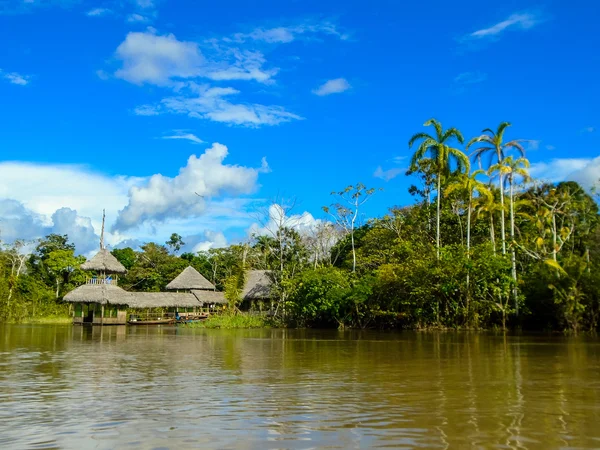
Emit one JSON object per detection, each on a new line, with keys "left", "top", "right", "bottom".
{"left": 0, "top": 325, "right": 599, "bottom": 449}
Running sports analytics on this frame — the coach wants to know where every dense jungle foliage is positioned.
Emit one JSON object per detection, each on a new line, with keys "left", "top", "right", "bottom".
{"left": 1, "top": 121, "right": 598, "bottom": 332}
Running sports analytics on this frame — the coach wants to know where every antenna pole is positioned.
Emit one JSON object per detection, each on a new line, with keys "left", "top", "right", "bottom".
{"left": 100, "top": 209, "right": 106, "bottom": 250}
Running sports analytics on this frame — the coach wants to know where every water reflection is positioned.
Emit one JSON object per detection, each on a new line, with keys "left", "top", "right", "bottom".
{"left": 0, "top": 325, "right": 599, "bottom": 449}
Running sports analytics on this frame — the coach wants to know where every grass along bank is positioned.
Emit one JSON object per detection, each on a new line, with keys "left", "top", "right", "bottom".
{"left": 18, "top": 315, "right": 72, "bottom": 325}
{"left": 185, "top": 313, "right": 272, "bottom": 329}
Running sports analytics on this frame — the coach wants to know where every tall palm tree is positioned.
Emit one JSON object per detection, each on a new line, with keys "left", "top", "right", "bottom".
{"left": 489, "top": 156, "right": 531, "bottom": 316}
{"left": 446, "top": 169, "right": 492, "bottom": 322}
{"left": 467, "top": 122, "right": 525, "bottom": 256}
{"left": 409, "top": 119, "right": 469, "bottom": 259}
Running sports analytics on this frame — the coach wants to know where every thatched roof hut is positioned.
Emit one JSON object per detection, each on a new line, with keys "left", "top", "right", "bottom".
{"left": 81, "top": 248, "right": 127, "bottom": 274}
{"left": 127, "top": 292, "right": 201, "bottom": 309}
{"left": 242, "top": 270, "right": 273, "bottom": 300}
{"left": 64, "top": 284, "right": 132, "bottom": 305}
{"left": 191, "top": 290, "right": 227, "bottom": 305}
{"left": 166, "top": 266, "right": 215, "bottom": 290}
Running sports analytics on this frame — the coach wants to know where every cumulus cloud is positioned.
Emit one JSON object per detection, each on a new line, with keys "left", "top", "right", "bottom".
{"left": 0, "top": 200, "right": 100, "bottom": 255}
{"left": 159, "top": 84, "right": 302, "bottom": 126}
{"left": 0, "top": 161, "right": 133, "bottom": 224}
{"left": 249, "top": 204, "right": 322, "bottom": 238}
{"left": 468, "top": 13, "right": 541, "bottom": 40}
{"left": 50, "top": 208, "right": 100, "bottom": 254}
{"left": 0, "top": 199, "right": 47, "bottom": 243}
{"left": 312, "top": 78, "right": 351, "bottom": 96}
{"left": 374, "top": 166, "right": 404, "bottom": 182}
{"left": 111, "top": 30, "right": 300, "bottom": 126}
{"left": 0, "top": 69, "right": 30, "bottom": 86}
{"left": 186, "top": 230, "right": 228, "bottom": 253}
{"left": 113, "top": 143, "right": 269, "bottom": 231}
{"left": 530, "top": 156, "right": 600, "bottom": 190}
{"left": 115, "top": 31, "right": 204, "bottom": 86}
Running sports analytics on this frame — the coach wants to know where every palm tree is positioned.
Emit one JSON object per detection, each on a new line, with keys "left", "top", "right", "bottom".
{"left": 489, "top": 156, "right": 530, "bottom": 316}
{"left": 446, "top": 169, "right": 492, "bottom": 322}
{"left": 467, "top": 122, "right": 525, "bottom": 256}
{"left": 409, "top": 119, "right": 469, "bottom": 259}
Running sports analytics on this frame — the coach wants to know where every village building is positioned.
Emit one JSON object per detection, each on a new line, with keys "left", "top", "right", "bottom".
{"left": 64, "top": 237, "right": 226, "bottom": 325}
{"left": 240, "top": 270, "right": 274, "bottom": 313}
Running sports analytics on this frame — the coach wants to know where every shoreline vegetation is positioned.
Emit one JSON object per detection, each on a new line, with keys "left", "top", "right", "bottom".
{"left": 1, "top": 120, "right": 599, "bottom": 333}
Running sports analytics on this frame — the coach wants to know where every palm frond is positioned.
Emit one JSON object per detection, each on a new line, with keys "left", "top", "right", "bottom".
{"left": 505, "top": 140, "right": 526, "bottom": 156}
{"left": 408, "top": 132, "right": 433, "bottom": 148}
{"left": 442, "top": 127, "right": 465, "bottom": 144}
{"left": 496, "top": 122, "right": 512, "bottom": 141}
{"left": 423, "top": 118, "right": 443, "bottom": 141}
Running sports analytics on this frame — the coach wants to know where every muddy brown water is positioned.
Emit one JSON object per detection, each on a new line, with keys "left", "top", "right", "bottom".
{"left": 1, "top": 324, "right": 599, "bottom": 449}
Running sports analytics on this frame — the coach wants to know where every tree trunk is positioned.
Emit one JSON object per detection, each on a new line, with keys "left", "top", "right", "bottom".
{"left": 510, "top": 179, "right": 519, "bottom": 316}
{"left": 552, "top": 214, "right": 558, "bottom": 262}
{"left": 351, "top": 207, "right": 358, "bottom": 272}
{"left": 490, "top": 214, "right": 496, "bottom": 255}
{"left": 499, "top": 172, "right": 507, "bottom": 256}
{"left": 466, "top": 191, "right": 472, "bottom": 325}
{"left": 436, "top": 173, "right": 441, "bottom": 260}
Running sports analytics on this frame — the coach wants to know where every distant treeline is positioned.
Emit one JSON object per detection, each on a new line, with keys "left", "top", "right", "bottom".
{"left": 1, "top": 120, "right": 599, "bottom": 332}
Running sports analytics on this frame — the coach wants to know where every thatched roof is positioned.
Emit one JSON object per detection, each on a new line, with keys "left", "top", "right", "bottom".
{"left": 80, "top": 248, "right": 127, "bottom": 274}
{"left": 166, "top": 266, "right": 215, "bottom": 290}
{"left": 127, "top": 292, "right": 201, "bottom": 309}
{"left": 191, "top": 290, "right": 227, "bottom": 304}
{"left": 63, "top": 284, "right": 132, "bottom": 305}
{"left": 242, "top": 270, "right": 273, "bottom": 300}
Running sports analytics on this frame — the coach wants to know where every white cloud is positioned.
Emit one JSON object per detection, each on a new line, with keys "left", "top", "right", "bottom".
{"left": 525, "top": 139, "right": 541, "bottom": 151}
{"left": 530, "top": 156, "right": 600, "bottom": 190}
{"left": 468, "top": 13, "right": 541, "bottom": 39}
{"left": 546, "top": 145, "right": 556, "bottom": 151}
{"left": 454, "top": 71, "right": 487, "bottom": 84}
{"left": 113, "top": 143, "right": 269, "bottom": 231}
{"left": 580, "top": 126, "right": 595, "bottom": 134}
{"left": 569, "top": 156, "right": 600, "bottom": 190}
{"left": 188, "top": 230, "right": 228, "bottom": 253}
{"left": 114, "top": 31, "right": 204, "bottom": 86}
{"left": 126, "top": 13, "right": 149, "bottom": 23}
{"left": 160, "top": 84, "right": 302, "bottom": 126}
{"left": 86, "top": 8, "right": 111, "bottom": 17}
{"left": 374, "top": 166, "right": 404, "bottom": 182}
{"left": 1, "top": 69, "right": 30, "bottom": 86}
{"left": 312, "top": 78, "right": 351, "bottom": 96}
{"left": 96, "top": 69, "right": 109, "bottom": 80}
{"left": 133, "top": 104, "right": 161, "bottom": 116}
{"left": 133, "top": 0, "right": 154, "bottom": 8}
{"left": 161, "top": 131, "right": 204, "bottom": 144}
{"left": 233, "top": 22, "right": 350, "bottom": 44}
{"left": 0, "top": 200, "right": 101, "bottom": 255}
{"left": 206, "top": 49, "right": 278, "bottom": 84}
{"left": 249, "top": 204, "right": 322, "bottom": 238}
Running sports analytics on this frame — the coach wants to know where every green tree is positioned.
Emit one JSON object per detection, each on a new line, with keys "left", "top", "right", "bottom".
{"left": 409, "top": 119, "right": 468, "bottom": 259}
{"left": 446, "top": 170, "right": 492, "bottom": 322}
{"left": 111, "top": 247, "right": 136, "bottom": 270}
{"left": 166, "top": 233, "right": 185, "bottom": 253}
{"left": 489, "top": 156, "right": 531, "bottom": 314}
{"left": 467, "top": 122, "right": 525, "bottom": 256}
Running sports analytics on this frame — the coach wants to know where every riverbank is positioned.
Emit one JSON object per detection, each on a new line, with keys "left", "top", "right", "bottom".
{"left": 17, "top": 315, "right": 72, "bottom": 325}
{"left": 185, "top": 313, "right": 272, "bottom": 329}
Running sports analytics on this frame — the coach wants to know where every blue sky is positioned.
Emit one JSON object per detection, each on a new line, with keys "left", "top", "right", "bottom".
{"left": 0, "top": 0, "right": 599, "bottom": 254}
